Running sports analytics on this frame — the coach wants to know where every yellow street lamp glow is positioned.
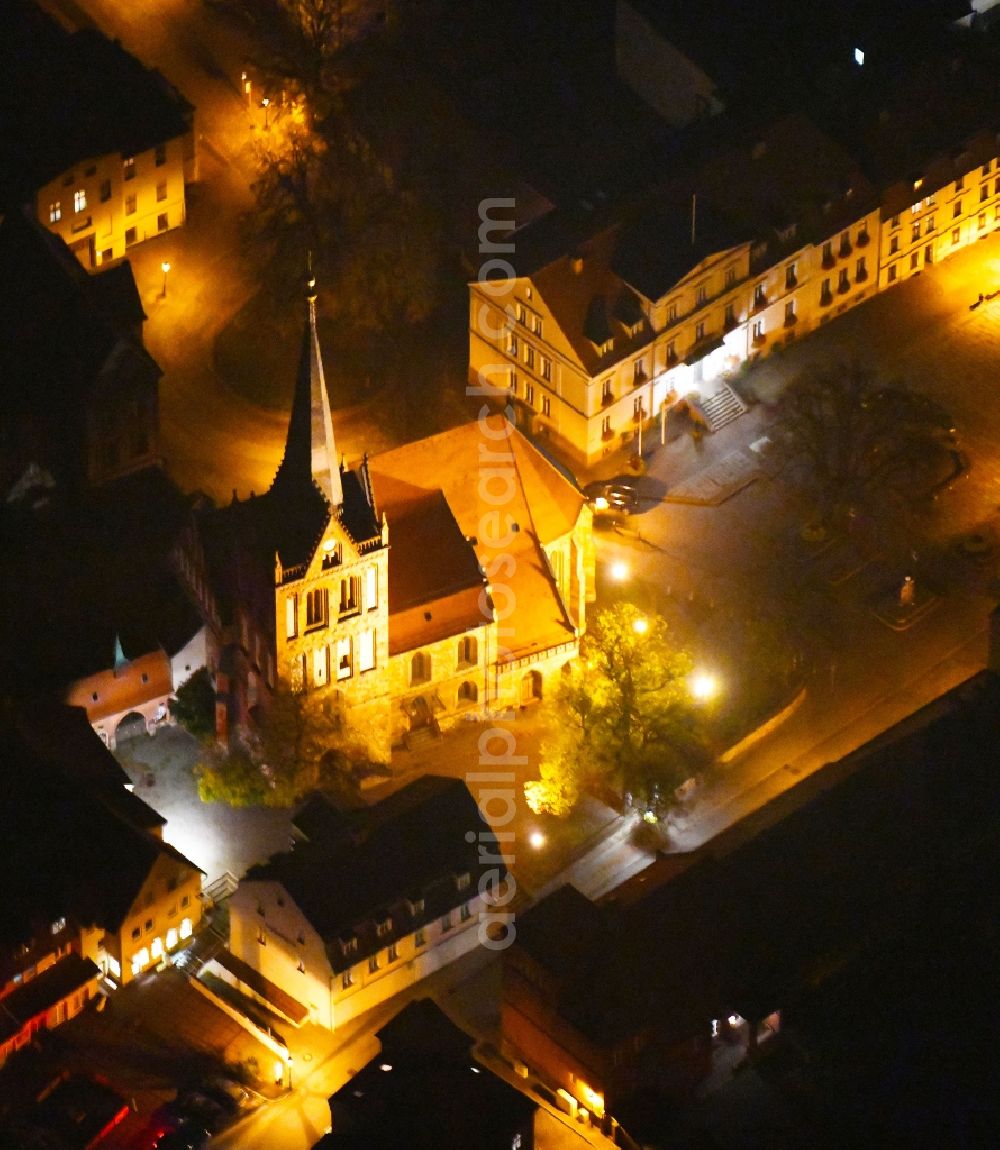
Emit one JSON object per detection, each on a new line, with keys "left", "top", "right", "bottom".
{"left": 609, "top": 559, "right": 630, "bottom": 581}
{"left": 160, "top": 261, "right": 171, "bottom": 298}
{"left": 594, "top": 495, "right": 609, "bottom": 510}
{"left": 632, "top": 616, "right": 649, "bottom": 635}
{"left": 529, "top": 830, "right": 546, "bottom": 849}
{"left": 690, "top": 672, "right": 718, "bottom": 701}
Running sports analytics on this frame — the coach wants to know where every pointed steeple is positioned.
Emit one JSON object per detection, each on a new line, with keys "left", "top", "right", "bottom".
{"left": 112, "top": 633, "right": 128, "bottom": 673}
{"left": 271, "top": 269, "right": 343, "bottom": 507}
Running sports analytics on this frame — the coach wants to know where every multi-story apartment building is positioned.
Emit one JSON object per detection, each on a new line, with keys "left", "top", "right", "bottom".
{"left": 3, "top": 1, "right": 195, "bottom": 269}
{"left": 469, "top": 108, "right": 995, "bottom": 469}
{"left": 229, "top": 777, "right": 506, "bottom": 1031}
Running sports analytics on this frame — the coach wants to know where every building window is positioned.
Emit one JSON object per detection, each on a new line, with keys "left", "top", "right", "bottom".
{"left": 995, "top": 177, "right": 1000, "bottom": 197}
{"left": 888, "top": 265, "right": 897, "bottom": 283}
{"left": 601, "top": 378, "right": 613, "bottom": 405}
{"left": 305, "top": 588, "right": 328, "bottom": 628}
{"left": 123, "top": 156, "right": 136, "bottom": 180}
{"left": 956, "top": 175, "right": 965, "bottom": 192}
{"left": 891, "top": 214, "right": 900, "bottom": 229}
{"left": 368, "top": 954, "right": 379, "bottom": 974}
{"left": 667, "top": 301, "right": 678, "bottom": 322}
{"left": 524, "top": 383, "right": 534, "bottom": 407}
{"left": 515, "top": 301, "right": 525, "bottom": 324}
{"left": 784, "top": 300, "right": 796, "bottom": 326}
{"left": 155, "top": 142, "right": 167, "bottom": 166}
{"left": 440, "top": 912, "right": 452, "bottom": 933}
{"left": 151, "top": 937, "right": 164, "bottom": 960}
{"left": 695, "top": 321, "right": 705, "bottom": 342}
{"left": 696, "top": 284, "right": 707, "bottom": 305}
{"left": 358, "top": 628, "right": 375, "bottom": 673}
{"left": 313, "top": 645, "right": 329, "bottom": 686}
{"left": 910, "top": 251, "right": 919, "bottom": 269}
{"left": 542, "top": 395, "right": 551, "bottom": 417}
{"left": 336, "top": 637, "right": 352, "bottom": 680}
{"left": 166, "top": 927, "right": 178, "bottom": 949}
{"left": 953, "top": 200, "right": 962, "bottom": 218}
{"left": 666, "top": 340, "right": 677, "bottom": 364}
{"left": 296, "top": 959, "right": 305, "bottom": 973}
{"left": 856, "top": 256, "right": 867, "bottom": 281}
{"left": 49, "top": 201, "right": 63, "bottom": 223}
{"left": 73, "top": 188, "right": 86, "bottom": 213}
{"left": 286, "top": 594, "right": 298, "bottom": 639}
{"left": 632, "top": 358, "right": 646, "bottom": 383}
{"left": 752, "top": 319, "right": 764, "bottom": 343}
{"left": 725, "top": 266, "right": 736, "bottom": 287}
{"left": 458, "top": 680, "right": 478, "bottom": 704}
{"left": 131, "top": 927, "right": 141, "bottom": 942}
{"left": 753, "top": 283, "right": 766, "bottom": 308}
{"left": 375, "top": 917, "right": 392, "bottom": 939}
{"left": 952, "top": 227, "right": 960, "bottom": 245}
{"left": 523, "top": 344, "right": 534, "bottom": 369}
{"left": 461, "top": 903, "right": 472, "bottom": 922}
{"left": 157, "top": 212, "right": 168, "bottom": 232}
{"left": 415, "top": 928, "right": 426, "bottom": 948}
{"left": 125, "top": 193, "right": 137, "bottom": 215}
{"left": 784, "top": 263, "right": 797, "bottom": 289}
{"left": 889, "top": 235, "right": 899, "bottom": 254}
{"left": 388, "top": 944, "right": 399, "bottom": 963}
{"left": 838, "top": 268, "right": 850, "bottom": 292}
{"left": 505, "top": 331, "right": 517, "bottom": 356}
{"left": 145, "top": 918, "right": 154, "bottom": 933}
{"left": 341, "top": 935, "right": 358, "bottom": 956}
{"left": 457, "top": 634, "right": 477, "bottom": 667}
{"left": 979, "top": 212, "right": 986, "bottom": 231}
{"left": 339, "top": 576, "right": 360, "bottom": 617}
{"left": 724, "top": 302, "right": 735, "bottom": 327}
{"left": 540, "top": 355, "right": 552, "bottom": 381}
{"left": 455, "top": 872, "right": 471, "bottom": 892}
{"left": 180, "top": 917, "right": 192, "bottom": 939}
{"left": 156, "top": 181, "right": 167, "bottom": 202}
{"left": 508, "top": 369, "right": 517, "bottom": 395}
{"left": 911, "top": 222, "right": 921, "bottom": 243}
{"left": 532, "top": 314, "right": 542, "bottom": 335}
{"left": 601, "top": 414, "right": 612, "bottom": 439}
{"left": 981, "top": 183, "right": 989, "bottom": 203}
{"left": 342, "top": 970, "right": 354, "bottom": 989}
{"left": 411, "top": 651, "right": 430, "bottom": 684}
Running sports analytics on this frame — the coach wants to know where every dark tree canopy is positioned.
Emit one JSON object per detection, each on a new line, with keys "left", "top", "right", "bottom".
{"left": 769, "top": 360, "right": 959, "bottom": 526}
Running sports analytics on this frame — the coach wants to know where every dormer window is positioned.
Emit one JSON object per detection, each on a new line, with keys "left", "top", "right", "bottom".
{"left": 340, "top": 935, "right": 359, "bottom": 956}
{"left": 455, "top": 872, "right": 471, "bottom": 892}
{"left": 376, "top": 916, "right": 393, "bottom": 938}
{"left": 406, "top": 895, "right": 426, "bottom": 917}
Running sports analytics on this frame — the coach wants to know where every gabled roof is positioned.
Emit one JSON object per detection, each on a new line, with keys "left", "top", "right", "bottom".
{"left": 0, "top": 953, "right": 100, "bottom": 1043}
{"left": 1, "top": 723, "right": 202, "bottom": 948}
{"left": 0, "top": 0, "right": 192, "bottom": 202}
{"left": 369, "top": 417, "right": 582, "bottom": 659}
{"left": 326, "top": 999, "right": 536, "bottom": 1149}
{"left": 0, "top": 467, "right": 203, "bottom": 694}
{"left": 243, "top": 777, "right": 504, "bottom": 972}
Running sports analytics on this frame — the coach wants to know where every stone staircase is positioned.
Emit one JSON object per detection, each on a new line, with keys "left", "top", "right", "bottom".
{"left": 698, "top": 382, "right": 747, "bottom": 432}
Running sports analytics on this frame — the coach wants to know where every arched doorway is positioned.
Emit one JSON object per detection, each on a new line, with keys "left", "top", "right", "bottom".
{"left": 115, "top": 711, "right": 148, "bottom": 743}
{"left": 520, "top": 670, "right": 543, "bottom": 706}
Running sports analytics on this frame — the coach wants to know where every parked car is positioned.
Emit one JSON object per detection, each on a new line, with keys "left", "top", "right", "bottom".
{"left": 153, "top": 1127, "right": 210, "bottom": 1150}
{"left": 173, "top": 1090, "right": 228, "bottom": 1133}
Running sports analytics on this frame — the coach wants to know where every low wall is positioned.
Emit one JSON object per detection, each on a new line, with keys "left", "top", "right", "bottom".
{"left": 718, "top": 686, "right": 807, "bottom": 765}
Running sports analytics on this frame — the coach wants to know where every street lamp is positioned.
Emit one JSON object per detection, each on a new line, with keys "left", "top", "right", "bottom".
{"left": 529, "top": 830, "right": 546, "bottom": 849}
{"left": 261, "top": 96, "right": 270, "bottom": 131}
{"left": 632, "top": 616, "right": 649, "bottom": 636}
{"left": 690, "top": 671, "right": 718, "bottom": 701}
{"left": 160, "top": 261, "right": 170, "bottom": 298}
{"left": 609, "top": 559, "right": 630, "bottom": 582}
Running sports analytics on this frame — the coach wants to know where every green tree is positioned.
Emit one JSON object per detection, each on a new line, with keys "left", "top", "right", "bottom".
{"left": 526, "top": 604, "right": 705, "bottom": 817}
{"left": 195, "top": 682, "right": 365, "bottom": 807}
{"left": 768, "top": 360, "right": 959, "bottom": 529}
{"left": 170, "top": 667, "right": 217, "bottom": 742}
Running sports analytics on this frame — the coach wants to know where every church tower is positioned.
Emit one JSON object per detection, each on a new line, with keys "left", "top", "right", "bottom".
{"left": 269, "top": 275, "right": 392, "bottom": 764}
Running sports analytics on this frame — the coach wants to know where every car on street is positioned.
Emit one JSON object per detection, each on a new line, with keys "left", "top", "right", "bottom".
{"left": 582, "top": 481, "right": 640, "bottom": 520}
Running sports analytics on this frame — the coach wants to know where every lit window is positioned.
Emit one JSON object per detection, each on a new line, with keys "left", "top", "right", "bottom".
{"left": 455, "top": 872, "right": 471, "bottom": 891}
{"left": 313, "top": 645, "right": 328, "bottom": 686}
{"left": 166, "top": 928, "right": 178, "bottom": 950}
{"left": 365, "top": 565, "right": 378, "bottom": 610}
{"left": 151, "top": 937, "right": 164, "bottom": 960}
{"left": 49, "top": 202, "right": 61, "bottom": 222}
{"left": 305, "top": 587, "right": 328, "bottom": 628}
{"left": 368, "top": 954, "right": 379, "bottom": 974}
{"left": 415, "top": 928, "right": 426, "bottom": 948}
{"left": 342, "top": 970, "right": 354, "bottom": 989}
{"left": 524, "top": 383, "right": 535, "bottom": 407}
{"left": 285, "top": 594, "right": 297, "bottom": 639}
{"left": 131, "top": 947, "right": 150, "bottom": 975}
{"left": 74, "top": 189, "right": 86, "bottom": 212}
{"left": 358, "top": 628, "right": 375, "bottom": 673}
{"left": 542, "top": 395, "right": 551, "bottom": 417}
{"left": 411, "top": 651, "right": 430, "bottom": 685}
{"left": 336, "top": 636, "right": 352, "bottom": 680}
{"left": 50, "top": 917, "right": 66, "bottom": 935}
{"left": 123, "top": 156, "right": 136, "bottom": 180}
{"left": 339, "top": 576, "right": 360, "bottom": 616}
{"left": 458, "top": 635, "right": 477, "bottom": 667}
{"left": 179, "top": 917, "right": 192, "bottom": 940}
{"left": 376, "top": 917, "right": 392, "bottom": 938}
{"left": 388, "top": 944, "right": 399, "bottom": 963}
{"left": 541, "top": 355, "right": 551, "bottom": 381}
{"left": 523, "top": 344, "right": 534, "bottom": 369}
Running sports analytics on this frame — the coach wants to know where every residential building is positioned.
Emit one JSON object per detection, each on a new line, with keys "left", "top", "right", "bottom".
{"left": 502, "top": 613, "right": 1000, "bottom": 1142}
{"left": 1, "top": 0, "right": 196, "bottom": 268}
{"left": 207, "top": 277, "right": 592, "bottom": 761}
{"left": 314, "top": 999, "right": 537, "bottom": 1149}
{"left": 228, "top": 777, "right": 507, "bottom": 1031}
{"left": 1, "top": 704, "right": 204, "bottom": 1064}
{"left": 0, "top": 206, "right": 161, "bottom": 497}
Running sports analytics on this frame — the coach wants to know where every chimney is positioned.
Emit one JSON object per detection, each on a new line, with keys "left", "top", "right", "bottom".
{"left": 571, "top": 255, "right": 585, "bottom": 275}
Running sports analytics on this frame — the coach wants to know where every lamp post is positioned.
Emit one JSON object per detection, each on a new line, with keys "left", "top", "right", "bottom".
{"left": 261, "top": 97, "right": 270, "bottom": 131}
{"left": 160, "top": 261, "right": 170, "bottom": 298}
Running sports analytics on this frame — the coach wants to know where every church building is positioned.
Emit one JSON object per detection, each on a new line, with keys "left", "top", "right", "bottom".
{"left": 209, "top": 277, "right": 594, "bottom": 765}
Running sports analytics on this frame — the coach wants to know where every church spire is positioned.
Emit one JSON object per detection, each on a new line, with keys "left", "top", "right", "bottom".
{"left": 271, "top": 268, "right": 343, "bottom": 507}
